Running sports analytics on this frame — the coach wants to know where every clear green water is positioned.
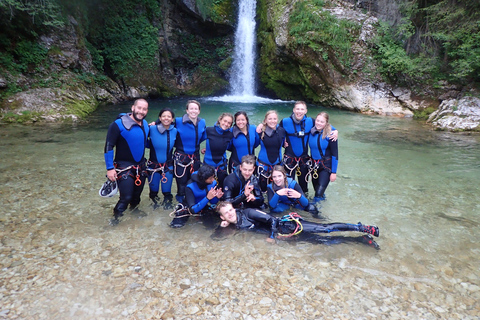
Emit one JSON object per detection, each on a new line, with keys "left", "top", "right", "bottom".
{"left": 1, "top": 97, "right": 479, "bottom": 318}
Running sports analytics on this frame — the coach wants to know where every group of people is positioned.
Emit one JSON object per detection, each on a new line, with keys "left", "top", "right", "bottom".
{"left": 103, "top": 98, "right": 379, "bottom": 240}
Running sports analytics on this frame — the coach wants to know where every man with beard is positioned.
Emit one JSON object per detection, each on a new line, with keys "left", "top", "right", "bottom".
{"left": 104, "top": 99, "right": 150, "bottom": 223}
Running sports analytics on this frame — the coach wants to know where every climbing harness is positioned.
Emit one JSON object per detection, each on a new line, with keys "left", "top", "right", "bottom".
{"left": 174, "top": 152, "right": 196, "bottom": 179}
{"left": 277, "top": 212, "right": 304, "bottom": 238}
{"left": 168, "top": 203, "right": 202, "bottom": 219}
{"left": 147, "top": 161, "right": 170, "bottom": 184}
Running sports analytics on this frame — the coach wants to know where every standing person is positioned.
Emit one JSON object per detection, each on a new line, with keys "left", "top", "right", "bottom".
{"left": 280, "top": 101, "right": 338, "bottom": 195}
{"left": 223, "top": 154, "right": 265, "bottom": 209}
{"left": 147, "top": 108, "right": 177, "bottom": 210}
{"left": 216, "top": 201, "right": 379, "bottom": 241}
{"left": 104, "top": 99, "right": 150, "bottom": 223}
{"left": 256, "top": 110, "right": 286, "bottom": 192}
{"left": 227, "top": 111, "right": 260, "bottom": 173}
{"left": 170, "top": 165, "right": 224, "bottom": 228}
{"left": 308, "top": 112, "right": 338, "bottom": 203}
{"left": 202, "top": 113, "right": 234, "bottom": 188}
{"left": 173, "top": 100, "right": 206, "bottom": 203}
{"left": 267, "top": 165, "right": 318, "bottom": 215}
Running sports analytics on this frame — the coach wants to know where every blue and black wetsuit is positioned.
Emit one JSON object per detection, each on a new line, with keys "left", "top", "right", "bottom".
{"left": 173, "top": 114, "right": 206, "bottom": 202}
{"left": 231, "top": 209, "right": 378, "bottom": 238}
{"left": 104, "top": 114, "right": 149, "bottom": 219}
{"left": 203, "top": 124, "right": 233, "bottom": 188}
{"left": 308, "top": 127, "right": 338, "bottom": 202}
{"left": 257, "top": 126, "right": 286, "bottom": 192}
{"left": 227, "top": 125, "right": 260, "bottom": 173}
{"left": 147, "top": 121, "right": 177, "bottom": 209}
{"left": 170, "top": 172, "right": 219, "bottom": 227}
{"left": 223, "top": 168, "right": 265, "bottom": 209}
{"left": 267, "top": 177, "right": 317, "bottom": 214}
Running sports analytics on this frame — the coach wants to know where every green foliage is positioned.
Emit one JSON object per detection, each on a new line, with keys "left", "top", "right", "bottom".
{"left": 373, "top": 0, "right": 480, "bottom": 86}
{"left": 196, "top": 0, "right": 233, "bottom": 23}
{"left": 373, "top": 22, "right": 438, "bottom": 86}
{"left": 13, "top": 40, "right": 49, "bottom": 73}
{"left": 0, "top": 111, "right": 42, "bottom": 124}
{"left": 413, "top": 107, "right": 436, "bottom": 120}
{"left": 87, "top": 0, "right": 161, "bottom": 80}
{"left": 0, "top": 0, "right": 65, "bottom": 37}
{"left": 288, "top": 0, "right": 359, "bottom": 68}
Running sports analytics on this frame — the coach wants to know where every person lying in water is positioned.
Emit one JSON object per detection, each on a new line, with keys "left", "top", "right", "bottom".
{"left": 215, "top": 201, "right": 379, "bottom": 243}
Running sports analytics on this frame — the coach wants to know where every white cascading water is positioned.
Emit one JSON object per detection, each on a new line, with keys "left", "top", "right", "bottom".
{"left": 230, "top": 0, "right": 257, "bottom": 97}
{"left": 208, "top": 0, "right": 283, "bottom": 103}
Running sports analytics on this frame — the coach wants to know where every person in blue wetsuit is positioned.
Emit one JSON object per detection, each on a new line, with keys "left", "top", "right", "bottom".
{"left": 104, "top": 99, "right": 150, "bottom": 223}
{"left": 170, "top": 165, "right": 224, "bottom": 228}
{"left": 173, "top": 100, "right": 206, "bottom": 203}
{"left": 227, "top": 111, "right": 260, "bottom": 173}
{"left": 256, "top": 110, "right": 286, "bottom": 192}
{"left": 308, "top": 112, "right": 338, "bottom": 203}
{"left": 267, "top": 165, "right": 318, "bottom": 215}
{"left": 280, "top": 101, "right": 338, "bottom": 195}
{"left": 223, "top": 154, "right": 265, "bottom": 209}
{"left": 201, "top": 113, "right": 234, "bottom": 188}
{"left": 147, "top": 108, "right": 177, "bottom": 210}
{"left": 215, "top": 201, "right": 379, "bottom": 243}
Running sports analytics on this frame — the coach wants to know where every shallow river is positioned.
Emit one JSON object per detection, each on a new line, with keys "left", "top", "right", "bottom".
{"left": 1, "top": 98, "right": 479, "bottom": 319}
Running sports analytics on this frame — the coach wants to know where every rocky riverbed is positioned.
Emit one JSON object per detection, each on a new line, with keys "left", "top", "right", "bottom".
{"left": 1, "top": 199, "right": 479, "bottom": 319}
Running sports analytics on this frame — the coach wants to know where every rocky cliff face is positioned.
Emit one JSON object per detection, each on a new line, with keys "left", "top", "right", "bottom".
{"left": 256, "top": 0, "right": 479, "bottom": 131}
{"left": 0, "top": 0, "right": 235, "bottom": 123}
{"left": 1, "top": 0, "right": 478, "bottom": 131}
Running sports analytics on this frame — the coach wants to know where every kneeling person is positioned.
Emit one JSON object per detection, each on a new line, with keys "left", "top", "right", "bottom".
{"left": 170, "top": 165, "right": 224, "bottom": 228}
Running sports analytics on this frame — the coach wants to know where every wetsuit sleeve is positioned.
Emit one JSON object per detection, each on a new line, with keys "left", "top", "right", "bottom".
{"left": 185, "top": 186, "right": 209, "bottom": 214}
{"left": 244, "top": 208, "right": 278, "bottom": 234}
{"left": 250, "top": 178, "right": 265, "bottom": 208}
{"left": 267, "top": 185, "right": 280, "bottom": 208}
{"left": 253, "top": 131, "right": 260, "bottom": 149}
{"left": 293, "top": 182, "right": 309, "bottom": 207}
{"left": 223, "top": 177, "right": 246, "bottom": 207}
{"left": 329, "top": 139, "right": 339, "bottom": 173}
{"left": 104, "top": 122, "right": 120, "bottom": 170}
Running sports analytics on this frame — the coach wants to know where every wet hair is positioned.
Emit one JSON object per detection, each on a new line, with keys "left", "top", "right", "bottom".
{"left": 133, "top": 98, "right": 148, "bottom": 107}
{"left": 294, "top": 101, "right": 307, "bottom": 108}
{"left": 234, "top": 111, "right": 250, "bottom": 125}
{"left": 186, "top": 100, "right": 201, "bottom": 110}
{"left": 261, "top": 110, "right": 278, "bottom": 140}
{"left": 215, "top": 201, "right": 232, "bottom": 214}
{"left": 216, "top": 112, "right": 234, "bottom": 128}
{"left": 197, "top": 165, "right": 215, "bottom": 182}
{"left": 272, "top": 165, "right": 288, "bottom": 187}
{"left": 316, "top": 112, "right": 332, "bottom": 139}
{"left": 158, "top": 108, "right": 175, "bottom": 119}
{"left": 241, "top": 154, "right": 256, "bottom": 166}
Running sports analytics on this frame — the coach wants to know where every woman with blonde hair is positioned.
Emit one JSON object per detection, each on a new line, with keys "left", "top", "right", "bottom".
{"left": 308, "top": 112, "right": 338, "bottom": 202}
{"left": 256, "top": 110, "right": 286, "bottom": 192}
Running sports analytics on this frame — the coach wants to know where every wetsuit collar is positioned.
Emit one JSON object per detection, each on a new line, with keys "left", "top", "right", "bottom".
{"left": 310, "top": 126, "right": 322, "bottom": 135}
{"left": 155, "top": 123, "right": 173, "bottom": 134}
{"left": 215, "top": 124, "right": 230, "bottom": 134}
{"left": 121, "top": 114, "right": 141, "bottom": 130}
{"left": 182, "top": 113, "right": 202, "bottom": 126}
{"left": 232, "top": 125, "right": 248, "bottom": 138}
{"left": 291, "top": 113, "right": 305, "bottom": 125}
{"left": 264, "top": 125, "right": 276, "bottom": 137}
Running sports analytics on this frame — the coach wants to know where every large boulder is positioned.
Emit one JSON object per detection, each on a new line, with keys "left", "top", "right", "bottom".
{"left": 428, "top": 97, "right": 480, "bottom": 131}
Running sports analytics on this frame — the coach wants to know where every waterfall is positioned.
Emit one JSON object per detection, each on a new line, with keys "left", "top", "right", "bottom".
{"left": 230, "top": 0, "right": 257, "bottom": 97}
{"left": 208, "top": 0, "right": 283, "bottom": 103}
